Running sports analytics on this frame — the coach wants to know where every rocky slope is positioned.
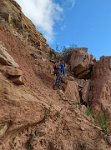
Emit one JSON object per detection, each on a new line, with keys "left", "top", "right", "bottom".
{"left": 0, "top": 0, "right": 111, "bottom": 150}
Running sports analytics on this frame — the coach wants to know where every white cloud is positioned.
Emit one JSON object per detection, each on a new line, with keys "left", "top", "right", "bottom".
{"left": 16, "top": 0, "right": 63, "bottom": 42}
{"left": 16, "top": 0, "right": 75, "bottom": 42}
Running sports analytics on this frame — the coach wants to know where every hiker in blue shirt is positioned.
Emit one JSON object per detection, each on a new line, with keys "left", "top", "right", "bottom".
{"left": 60, "top": 60, "right": 65, "bottom": 75}
{"left": 53, "top": 60, "right": 65, "bottom": 89}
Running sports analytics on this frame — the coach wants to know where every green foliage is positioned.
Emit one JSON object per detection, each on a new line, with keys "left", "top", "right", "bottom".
{"left": 43, "top": 105, "right": 51, "bottom": 122}
{"left": 62, "top": 45, "right": 77, "bottom": 57}
{"left": 26, "top": 128, "right": 40, "bottom": 150}
{"left": 54, "top": 108, "right": 62, "bottom": 121}
{"left": 61, "top": 44, "right": 77, "bottom": 63}
{"left": 85, "top": 106, "right": 109, "bottom": 135}
{"left": 26, "top": 135, "right": 35, "bottom": 150}
{"left": 85, "top": 106, "right": 93, "bottom": 117}
{"left": 37, "top": 105, "right": 51, "bottom": 124}
{"left": 95, "top": 112, "right": 109, "bottom": 135}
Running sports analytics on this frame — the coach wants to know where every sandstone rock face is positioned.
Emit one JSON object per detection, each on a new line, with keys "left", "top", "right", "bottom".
{"left": 0, "top": 65, "right": 23, "bottom": 85}
{"left": 0, "top": 0, "right": 111, "bottom": 150}
{"left": 0, "top": 0, "right": 51, "bottom": 54}
{"left": 81, "top": 80, "right": 91, "bottom": 103}
{"left": 70, "top": 48, "right": 95, "bottom": 79}
{"left": 90, "top": 57, "right": 111, "bottom": 116}
{"left": 74, "top": 78, "right": 86, "bottom": 88}
{"left": 64, "top": 81, "right": 80, "bottom": 103}
{"left": 0, "top": 73, "right": 44, "bottom": 132}
{"left": 10, "top": 76, "right": 24, "bottom": 85}
{"left": 72, "top": 78, "right": 91, "bottom": 105}
{"left": 107, "top": 135, "right": 111, "bottom": 145}
{"left": 0, "top": 42, "right": 19, "bottom": 67}
{"left": 0, "top": 73, "right": 110, "bottom": 150}
{"left": 0, "top": 65, "right": 22, "bottom": 76}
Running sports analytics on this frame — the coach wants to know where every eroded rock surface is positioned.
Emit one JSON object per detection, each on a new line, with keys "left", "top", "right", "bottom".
{"left": 90, "top": 57, "right": 111, "bottom": 116}
{"left": 64, "top": 81, "right": 80, "bottom": 103}
{"left": 69, "top": 48, "right": 95, "bottom": 79}
{"left": 0, "top": 0, "right": 111, "bottom": 150}
{"left": 0, "top": 42, "right": 19, "bottom": 67}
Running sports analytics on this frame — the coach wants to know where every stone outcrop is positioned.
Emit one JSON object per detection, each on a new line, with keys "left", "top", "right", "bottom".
{"left": 9, "top": 76, "right": 24, "bottom": 85}
{"left": 0, "top": 0, "right": 51, "bottom": 54}
{"left": 0, "top": 41, "right": 24, "bottom": 85}
{"left": 69, "top": 48, "right": 95, "bottom": 79}
{"left": 0, "top": 42, "right": 19, "bottom": 67}
{"left": 0, "top": 73, "right": 45, "bottom": 145}
{"left": 0, "top": 62, "right": 23, "bottom": 85}
{"left": 107, "top": 135, "right": 111, "bottom": 145}
{"left": 0, "top": 65, "right": 22, "bottom": 76}
{"left": 81, "top": 80, "right": 91, "bottom": 104}
{"left": 64, "top": 81, "right": 80, "bottom": 103}
{"left": 0, "top": 0, "right": 111, "bottom": 149}
{"left": 89, "top": 57, "right": 111, "bottom": 116}
{"left": 0, "top": 73, "right": 110, "bottom": 150}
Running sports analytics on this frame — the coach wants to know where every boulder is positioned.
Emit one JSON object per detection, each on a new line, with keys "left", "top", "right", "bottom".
{"left": 64, "top": 81, "right": 80, "bottom": 103}
{"left": 74, "top": 78, "right": 86, "bottom": 88}
{"left": 0, "top": 42, "right": 19, "bottom": 67}
{"left": 69, "top": 48, "right": 95, "bottom": 79}
{"left": 72, "top": 78, "right": 91, "bottom": 105}
{"left": 0, "top": 66, "right": 23, "bottom": 85}
{"left": 0, "top": 66, "right": 22, "bottom": 76}
{"left": 10, "top": 76, "right": 24, "bottom": 85}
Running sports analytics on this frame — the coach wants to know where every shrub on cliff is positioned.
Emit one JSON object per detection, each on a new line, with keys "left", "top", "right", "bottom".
{"left": 61, "top": 45, "right": 77, "bottom": 63}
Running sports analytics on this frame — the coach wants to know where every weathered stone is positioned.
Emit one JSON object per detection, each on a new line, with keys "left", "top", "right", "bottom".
{"left": 0, "top": 122, "right": 11, "bottom": 138}
{"left": 0, "top": 16, "right": 5, "bottom": 23}
{"left": 64, "top": 81, "right": 80, "bottom": 103}
{"left": 0, "top": 73, "right": 44, "bottom": 136}
{"left": 0, "top": 13, "right": 11, "bottom": 23}
{"left": 0, "top": 66, "right": 22, "bottom": 76}
{"left": 0, "top": 0, "right": 110, "bottom": 149}
{"left": 89, "top": 57, "right": 111, "bottom": 121}
{"left": 74, "top": 78, "right": 86, "bottom": 88}
{"left": 81, "top": 80, "right": 91, "bottom": 103}
{"left": 0, "top": 66, "right": 23, "bottom": 85}
{"left": 10, "top": 76, "right": 24, "bottom": 85}
{"left": 62, "top": 140, "right": 74, "bottom": 150}
{"left": 67, "top": 76, "right": 75, "bottom": 81}
{"left": 69, "top": 48, "right": 95, "bottom": 79}
{"left": 80, "top": 126, "right": 85, "bottom": 131}
{"left": 0, "top": 0, "right": 49, "bottom": 54}
{"left": 107, "top": 135, "right": 111, "bottom": 145}
{"left": 0, "top": 42, "right": 19, "bottom": 67}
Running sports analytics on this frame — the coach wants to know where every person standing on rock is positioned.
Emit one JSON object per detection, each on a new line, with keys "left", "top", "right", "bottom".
{"left": 53, "top": 60, "right": 63, "bottom": 89}
{"left": 60, "top": 60, "right": 65, "bottom": 76}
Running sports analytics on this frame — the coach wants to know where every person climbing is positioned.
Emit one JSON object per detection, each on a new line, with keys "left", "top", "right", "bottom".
{"left": 53, "top": 60, "right": 62, "bottom": 89}
{"left": 60, "top": 60, "right": 65, "bottom": 76}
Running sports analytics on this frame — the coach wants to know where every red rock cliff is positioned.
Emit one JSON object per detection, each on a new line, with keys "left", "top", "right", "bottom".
{"left": 0, "top": 0, "right": 111, "bottom": 150}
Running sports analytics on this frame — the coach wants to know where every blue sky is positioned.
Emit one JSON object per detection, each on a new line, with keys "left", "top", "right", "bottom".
{"left": 17, "top": 0, "right": 111, "bottom": 59}
{"left": 51, "top": 0, "right": 111, "bottom": 59}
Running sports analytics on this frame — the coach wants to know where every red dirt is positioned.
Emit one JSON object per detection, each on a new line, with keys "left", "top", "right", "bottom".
{"left": 0, "top": 27, "right": 50, "bottom": 92}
